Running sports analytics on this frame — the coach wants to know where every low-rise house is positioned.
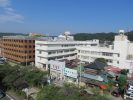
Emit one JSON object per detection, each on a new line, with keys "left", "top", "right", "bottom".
{"left": 81, "top": 73, "right": 106, "bottom": 86}
{"left": 49, "top": 60, "right": 65, "bottom": 80}
{"left": 84, "top": 61, "right": 106, "bottom": 75}
{"left": 48, "top": 60, "right": 80, "bottom": 84}
{"left": 80, "top": 61, "right": 109, "bottom": 86}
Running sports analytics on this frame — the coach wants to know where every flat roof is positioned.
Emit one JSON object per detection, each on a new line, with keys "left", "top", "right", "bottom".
{"left": 2, "top": 36, "right": 36, "bottom": 40}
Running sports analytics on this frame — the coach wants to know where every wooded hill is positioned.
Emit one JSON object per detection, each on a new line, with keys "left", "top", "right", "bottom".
{"left": 0, "top": 32, "right": 27, "bottom": 37}
{"left": 74, "top": 31, "right": 133, "bottom": 41}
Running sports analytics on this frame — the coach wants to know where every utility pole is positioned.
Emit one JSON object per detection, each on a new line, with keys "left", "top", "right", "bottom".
{"left": 80, "top": 62, "right": 82, "bottom": 84}
{"left": 26, "top": 53, "right": 28, "bottom": 67}
{"left": 78, "top": 61, "right": 82, "bottom": 87}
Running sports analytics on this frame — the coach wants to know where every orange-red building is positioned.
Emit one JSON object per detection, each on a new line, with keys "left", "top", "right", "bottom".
{"left": 0, "top": 36, "right": 35, "bottom": 64}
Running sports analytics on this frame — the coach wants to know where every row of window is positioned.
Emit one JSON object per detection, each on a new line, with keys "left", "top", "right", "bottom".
{"left": 78, "top": 55, "right": 119, "bottom": 64}
{"left": 4, "top": 48, "right": 35, "bottom": 53}
{"left": 38, "top": 49, "right": 75, "bottom": 55}
{"left": 79, "top": 55, "right": 95, "bottom": 60}
{"left": 48, "top": 49, "right": 75, "bottom": 55}
{"left": 62, "top": 44, "right": 75, "bottom": 47}
{"left": 79, "top": 50, "right": 115, "bottom": 57}
{"left": 3, "top": 39, "right": 35, "bottom": 43}
{"left": 3, "top": 44, "right": 35, "bottom": 48}
{"left": 46, "top": 54, "right": 77, "bottom": 61}
{"left": 51, "top": 65, "right": 60, "bottom": 70}
{"left": 64, "top": 70, "right": 76, "bottom": 74}
{"left": 4, "top": 52, "right": 35, "bottom": 59}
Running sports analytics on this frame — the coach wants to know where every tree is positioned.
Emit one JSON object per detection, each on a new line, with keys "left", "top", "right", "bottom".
{"left": 120, "top": 69, "right": 129, "bottom": 75}
{"left": 118, "top": 74, "right": 127, "bottom": 94}
{"left": 36, "top": 84, "right": 88, "bottom": 100}
{"left": 74, "top": 31, "right": 133, "bottom": 41}
{"left": 95, "top": 58, "right": 107, "bottom": 65}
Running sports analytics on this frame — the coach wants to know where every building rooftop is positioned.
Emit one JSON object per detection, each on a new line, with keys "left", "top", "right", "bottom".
{"left": 2, "top": 35, "right": 36, "bottom": 40}
{"left": 59, "top": 59, "right": 80, "bottom": 69}
{"left": 84, "top": 61, "right": 106, "bottom": 70}
{"left": 81, "top": 73, "right": 104, "bottom": 82}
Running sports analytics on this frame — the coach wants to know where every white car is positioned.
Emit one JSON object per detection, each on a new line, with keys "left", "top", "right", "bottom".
{"left": 126, "top": 90, "right": 133, "bottom": 94}
{"left": 127, "top": 84, "right": 133, "bottom": 91}
{"left": 124, "top": 94, "right": 133, "bottom": 100}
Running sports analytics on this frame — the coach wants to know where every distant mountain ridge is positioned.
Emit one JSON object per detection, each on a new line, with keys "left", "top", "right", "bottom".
{"left": 0, "top": 32, "right": 28, "bottom": 37}
{"left": 74, "top": 31, "right": 133, "bottom": 41}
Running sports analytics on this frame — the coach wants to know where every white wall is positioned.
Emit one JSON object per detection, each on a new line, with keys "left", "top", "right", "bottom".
{"left": 64, "top": 68, "right": 78, "bottom": 78}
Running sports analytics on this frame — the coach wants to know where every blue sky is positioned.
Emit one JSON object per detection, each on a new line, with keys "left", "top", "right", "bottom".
{"left": 0, "top": 0, "right": 133, "bottom": 35}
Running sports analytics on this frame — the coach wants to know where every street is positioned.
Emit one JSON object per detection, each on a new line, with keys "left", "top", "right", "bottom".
{"left": 1, "top": 94, "right": 14, "bottom": 100}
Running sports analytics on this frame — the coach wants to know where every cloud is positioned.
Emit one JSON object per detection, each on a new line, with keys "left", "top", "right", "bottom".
{"left": 0, "top": 0, "right": 24, "bottom": 23}
{"left": 0, "top": 0, "right": 10, "bottom": 7}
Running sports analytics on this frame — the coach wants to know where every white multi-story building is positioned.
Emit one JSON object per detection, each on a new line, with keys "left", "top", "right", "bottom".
{"left": 35, "top": 32, "right": 99, "bottom": 70}
{"left": 35, "top": 30, "right": 133, "bottom": 75}
{"left": 77, "top": 30, "right": 133, "bottom": 73}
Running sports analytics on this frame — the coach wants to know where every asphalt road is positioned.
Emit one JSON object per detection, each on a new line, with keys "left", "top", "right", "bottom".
{"left": 1, "top": 94, "right": 15, "bottom": 100}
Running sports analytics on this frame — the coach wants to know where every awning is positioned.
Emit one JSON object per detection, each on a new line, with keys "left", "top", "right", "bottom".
{"left": 99, "top": 84, "right": 108, "bottom": 90}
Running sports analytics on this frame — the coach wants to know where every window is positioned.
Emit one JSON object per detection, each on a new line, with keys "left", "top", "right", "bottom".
{"left": 117, "top": 61, "right": 119, "bottom": 64}
{"left": 29, "top": 45, "right": 32, "bottom": 48}
{"left": 39, "top": 51, "right": 42, "bottom": 54}
{"left": 48, "top": 52, "right": 52, "bottom": 54}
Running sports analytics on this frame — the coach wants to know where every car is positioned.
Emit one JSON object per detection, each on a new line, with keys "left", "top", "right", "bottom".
{"left": 111, "top": 88, "right": 120, "bottom": 97}
{"left": 0, "top": 90, "right": 6, "bottom": 99}
{"left": 126, "top": 90, "right": 133, "bottom": 94}
{"left": 127, "top": 84, "right": 133, "bottom": 91}
{"left": 124, "top": 93, "right": 133, "bottom": 99}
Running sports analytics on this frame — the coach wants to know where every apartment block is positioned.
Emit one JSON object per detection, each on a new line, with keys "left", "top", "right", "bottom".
{"left": 0, "top": 36, "right": 35, "bottom": 64}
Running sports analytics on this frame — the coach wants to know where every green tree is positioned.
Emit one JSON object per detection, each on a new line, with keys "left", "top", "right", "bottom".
{"left": 36, "top": 84, "right": 88, "bottom": 100}
{"left": 120, "top": 69, "right": 129, "bottom": 75}
{"left": 95, "top": 58, "right": 107, "bottom": 65}
{"left": 118, "top": 74, "right": 127, "bottom": 94}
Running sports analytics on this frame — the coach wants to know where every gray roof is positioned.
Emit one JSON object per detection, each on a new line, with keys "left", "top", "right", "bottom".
{"left": 81, "top": 73, "right": 104, "bottom": 81}
{"left": 84, "top": 61, "right": 106, "bottom": 70}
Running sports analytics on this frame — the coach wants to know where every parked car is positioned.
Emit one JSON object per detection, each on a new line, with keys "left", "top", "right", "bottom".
{"left": 111, "top": 88, "right": 120, "bottom": 97}
{"left": 126, "top": 90, "right": 133, "bottom": 94}
{"left": 0, "top": 89, "right": 6, "bottom": 99}
{"left": 127, "top": 84, "right": 133, "bottom": 91}
{"left": 124, "top": 93, "right": 133, "bottom": 100}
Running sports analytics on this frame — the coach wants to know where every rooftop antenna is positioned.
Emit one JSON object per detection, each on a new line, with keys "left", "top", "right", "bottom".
{"left": 119, "top": 30, "right": 125, "bottom": 35}
{"left": 64, "top": 31, "right": 70, "bottom": 40}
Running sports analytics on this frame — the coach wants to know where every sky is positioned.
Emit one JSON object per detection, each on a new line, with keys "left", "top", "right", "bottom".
{"left": 0, "top": 0, "right": 133, "bottom": 35}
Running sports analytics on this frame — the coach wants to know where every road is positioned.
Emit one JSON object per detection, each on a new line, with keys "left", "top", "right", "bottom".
{"left": 109, "top": 95, "right": 123, "bottom": 100}
{"left": 1, "top": 94, "right": 14, "bottom": 100}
